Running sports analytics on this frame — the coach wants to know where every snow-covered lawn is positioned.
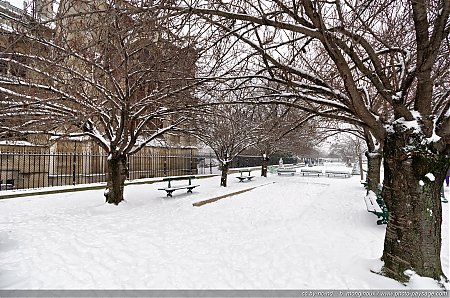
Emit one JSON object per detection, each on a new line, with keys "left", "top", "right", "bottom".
{"left": 0, "top": 170, "right": 448, "bottom": 290}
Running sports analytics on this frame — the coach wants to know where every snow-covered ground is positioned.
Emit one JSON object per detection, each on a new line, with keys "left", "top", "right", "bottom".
{"left": 0, "top": 168, "right": 448, "bottom": 290}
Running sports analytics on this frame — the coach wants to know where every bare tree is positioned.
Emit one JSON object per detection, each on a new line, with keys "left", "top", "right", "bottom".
{"left": 326, "top": 125, "right": 381, "bottom": 190}
{"left": 328, "top": 131, "right": 366, "bottom": 165}
{"left": 165, "top": 0, "right": 450, "bottom": 283}
{"left": 0, "top": 1, "right": 200, "bottom": 204}
{"left": 253, "top": 104, "right": 320, "bottom": 177}
{"left": 191, "top": 99, "right": 261, "bottom": 187}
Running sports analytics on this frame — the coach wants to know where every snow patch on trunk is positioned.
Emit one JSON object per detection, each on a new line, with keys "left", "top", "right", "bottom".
{"left": 425, "top": 173, "right": 435, "bottom": 182}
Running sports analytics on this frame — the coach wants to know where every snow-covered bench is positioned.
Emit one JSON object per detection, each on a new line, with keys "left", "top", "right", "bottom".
{"left": 277, "top": 168, "right": 296, "bottom": 175}
{"left": 158, "top": 176, "right": 199, "bottom": 197}
{"left": 364, "top": 191, "right": 388, "bottom": 225}
{"left": 236, "top": 169, "right": 255, "bottom": 182}
{"left": 300, "top": 168, "right": 323, "bottom": 177}
{"left": 325, "top": 169, "right": 351, "bottom": 178}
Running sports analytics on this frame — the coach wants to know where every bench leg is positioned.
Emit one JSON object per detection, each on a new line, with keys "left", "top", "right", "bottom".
{"left": 187, "top": 188, "right": 194, "bottom": 193}
{"left": 166, "top": 191, "right": 174, "bottom": 197}
{"left": 376, "top": 212, "right": 388, "bottom": 225}
{"left": 377, "top": 218, "right": 387, "bottom": 225}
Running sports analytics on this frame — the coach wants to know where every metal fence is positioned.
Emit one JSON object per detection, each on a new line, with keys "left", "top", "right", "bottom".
{"left": 229, "top": 155, "right": 259, "bottom": 168}
{"left": 0, "top": 151, "right": 264, "bottom": 191}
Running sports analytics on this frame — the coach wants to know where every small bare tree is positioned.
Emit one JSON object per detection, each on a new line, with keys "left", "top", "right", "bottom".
{"left": 191, "top": 99, "right": 261, "bottom": 187}
{"left": 253, "top": 104, "right": 320, "bottom": 177}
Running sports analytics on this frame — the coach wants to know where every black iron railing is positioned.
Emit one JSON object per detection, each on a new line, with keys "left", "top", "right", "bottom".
{"left": 0, "top": 150, "right": 264, "bottom": 191}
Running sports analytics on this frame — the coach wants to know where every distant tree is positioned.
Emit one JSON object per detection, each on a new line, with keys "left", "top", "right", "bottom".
{"left": 191, "top": 98, "right": 261, "bottom": 187}
{"left": 253, "top": 104, "right": 320, "bottom": 177}
{"left": 0, "top": 1, "right": 199, "bottom": 204}
{"left": 329, "top": 139, "right": 355, "bottom": 165}
{"left": 328, "top": 130, "right": 367, "bottom": 166}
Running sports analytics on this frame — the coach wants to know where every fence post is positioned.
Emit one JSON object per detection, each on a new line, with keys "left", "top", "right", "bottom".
{"left": 163, "top": 153, "right": 167, "bottom": 177}
{"left": 209, "top": 152, "right": 212, "bottom": 174}
{"left": 190, "top": 148, "right": 193, "bottom": 175}
{"left": 72, "top": 152, "right": 76, "bottom": 186}
{"left": 127, "top": 156, "right": 130, "bottom": 180}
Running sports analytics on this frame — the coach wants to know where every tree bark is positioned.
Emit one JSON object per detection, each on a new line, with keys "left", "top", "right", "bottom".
{"left": 358, "top": 154, "right": 364, "bottom": 181}
{"left": 381, "top": 132, "right": 448, "bottom": 282}
{"left": 220, "top": 162, "right": 229, "bottom": 187}
{"left": 261, "top": 156, "right": 270, "bottom": 177}
{"left": 105, "top": 154, "right": 128, "bottom": 205}
{"left": 365, "top": 151, "right": 382, "bottom": 194}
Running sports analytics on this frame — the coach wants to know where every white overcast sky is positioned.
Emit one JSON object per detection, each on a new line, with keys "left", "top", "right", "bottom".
{"left": 7, "top": 0, "right": 23, "bottom": 9}
{"left": 6, "top": 0, "right": 59, "bottom": 12}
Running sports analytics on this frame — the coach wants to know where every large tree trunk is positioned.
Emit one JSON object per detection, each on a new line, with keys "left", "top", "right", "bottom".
{"left": 220, "top": 162, "right": 229, "bottom": 187}
{"left": 261, "top": 155, "right": 269, "bottom": 177}
{"left": 381, "top": 133, "right": 448, "bottom": 282}
{"left": 365, "top": 151, "right": 382, "bottom": 194}
{"left": 358, "top": 154, "right": 364, "bottom": 181}
{"left": 105, "top": 154, "right": 128, "bottom": 205}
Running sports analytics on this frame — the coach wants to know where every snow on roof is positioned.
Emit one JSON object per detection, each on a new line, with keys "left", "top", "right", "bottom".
{"left": 0, "top": 22, "right": 14, "bottom": 32}
{"left": 0, "top": 140, "right": 38, "bottom": 146}
{"left": 137, "top": 137, "right": 197, "bottom": 149}
{"left": 0, "top": 0, "right": 23, "bottom": 15}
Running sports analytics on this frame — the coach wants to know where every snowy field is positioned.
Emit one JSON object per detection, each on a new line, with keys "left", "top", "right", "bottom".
{"left": 0, "top": 168, "right": 449, "bottom": 290}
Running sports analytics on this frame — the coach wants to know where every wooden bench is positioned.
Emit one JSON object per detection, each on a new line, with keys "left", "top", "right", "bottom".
{"left": 277, "top": 168, "right": 296, "bottom": 175}
{"left": 364, "top": 191, "right": 388, "bottom": 225}
{"left": 158, "top": 176, "right": 199, "bottom": 197}
{"left": 325, "top": 170, "right": 351, "bottom": 178}
{"left": 236, "top": 169, "right": 255, "bottom": 182}
{"left": 300, "top": 168, "right": 323, "bottom": 177}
